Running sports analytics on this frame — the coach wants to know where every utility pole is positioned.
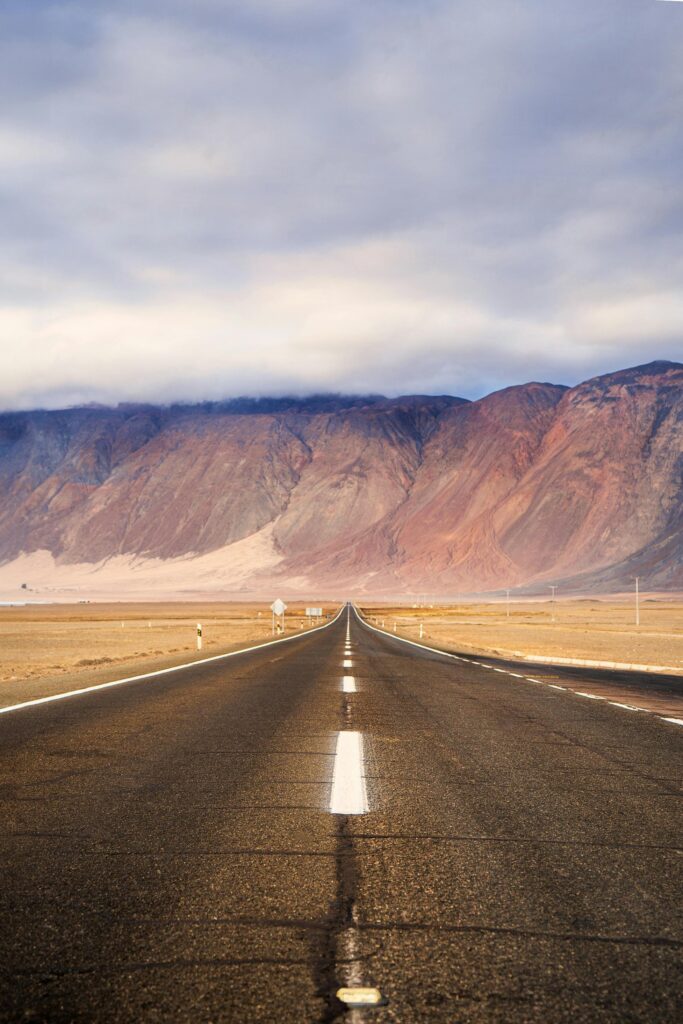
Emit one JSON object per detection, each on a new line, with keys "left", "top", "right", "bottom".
{"left": 635, "top": 576, "right": 640, "bottom": 627}
{"left": 549, "top": 585, "right": 557, "bottom": 622}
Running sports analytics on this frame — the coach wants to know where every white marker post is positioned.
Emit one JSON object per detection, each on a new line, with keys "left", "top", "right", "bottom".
{"left": 196, "top": 623, "right": 202, "bottom": 651}
{"left": 635, "top": 576, "right": 640, "bottom": 627}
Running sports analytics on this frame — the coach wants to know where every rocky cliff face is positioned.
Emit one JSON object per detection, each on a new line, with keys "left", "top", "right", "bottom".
{"left": 0, "top": 361, "right": 680, "bottom": 594}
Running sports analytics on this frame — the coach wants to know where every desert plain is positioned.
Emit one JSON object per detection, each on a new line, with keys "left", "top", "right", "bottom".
{"left": 0, "top": 601, "right": 333, "bottom": 705}
{"left": 2, "top": 596, "right": 681, "bottom": 710}
{"left": 361, "top": 597, "right": 683, "bottom": 673}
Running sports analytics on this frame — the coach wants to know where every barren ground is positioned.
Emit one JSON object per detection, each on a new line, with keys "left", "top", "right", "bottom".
{"left": 0, "top": 602, "right": 335, "bottom": 704}
{"left": 361, "top": 599, "right": 683, "bottom": 672}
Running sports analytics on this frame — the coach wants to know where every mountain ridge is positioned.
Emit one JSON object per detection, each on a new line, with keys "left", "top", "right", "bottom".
{"left": 0, "top": 360, "right": 680, "bottom": 596}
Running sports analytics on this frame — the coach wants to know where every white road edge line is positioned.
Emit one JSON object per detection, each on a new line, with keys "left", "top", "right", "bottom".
{"left": 0, "top": 605, "right": 346, "bottom": 716}
{"left": 330, "top": 731, "right": 368, "bottom": 814}
{"left": 352, "top": 606, "right": 673, "bottom": 725}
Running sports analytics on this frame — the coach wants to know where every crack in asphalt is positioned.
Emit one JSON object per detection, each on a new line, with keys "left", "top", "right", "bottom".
{"left": 310, "top": 818, "right": 363, "bottom": 1023}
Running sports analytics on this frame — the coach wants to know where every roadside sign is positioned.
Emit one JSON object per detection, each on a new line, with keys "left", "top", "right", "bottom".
{"left": 271, "top": 599, "right": 287, "bottom": 616}
{"left": 306, "top": 607, "right": 323, "bottom": 617}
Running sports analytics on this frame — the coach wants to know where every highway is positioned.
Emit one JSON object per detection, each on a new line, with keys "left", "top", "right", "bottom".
{"left": 0, "top": 605, "right": 681, "bottom": 1022}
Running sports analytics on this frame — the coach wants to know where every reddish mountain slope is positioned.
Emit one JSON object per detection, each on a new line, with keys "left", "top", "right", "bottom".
{"left": 0, "top": 362, "right": 680, "bottom": 594}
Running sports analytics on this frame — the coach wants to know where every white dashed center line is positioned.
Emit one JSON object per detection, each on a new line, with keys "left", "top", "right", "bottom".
{"left": 343, "top": 659, "right": 353, "bottom": 668}
{"left": 342, "top": 675, "right": 357, "bottom": 693}
{"left": 330, "top": 731, "right": 368, "bottom": 814}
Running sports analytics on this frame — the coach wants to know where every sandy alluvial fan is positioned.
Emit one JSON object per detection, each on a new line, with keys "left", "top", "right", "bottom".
{"left": 0, "top": 360, "right": 680, "bottom": 596}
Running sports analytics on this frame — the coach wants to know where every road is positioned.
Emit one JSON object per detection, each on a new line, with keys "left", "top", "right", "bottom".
{"left": 0, "top": 605, "right": 681, "bottom": 1022}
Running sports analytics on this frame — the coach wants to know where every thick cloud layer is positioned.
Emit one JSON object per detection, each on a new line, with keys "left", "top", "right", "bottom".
{"left": 1, "top": 0, "right": 682, "bottom": 408}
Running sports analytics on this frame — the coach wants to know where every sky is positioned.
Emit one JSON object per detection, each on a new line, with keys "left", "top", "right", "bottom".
{"left": 1, "top": 0, "right": 682, "bottom": 410}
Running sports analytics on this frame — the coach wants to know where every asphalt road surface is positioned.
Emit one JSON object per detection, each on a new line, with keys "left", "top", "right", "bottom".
{"left": 0, "top": 605, "right": 681, "bottom": 1023}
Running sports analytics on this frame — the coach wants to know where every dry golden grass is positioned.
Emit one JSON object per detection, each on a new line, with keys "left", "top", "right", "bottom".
{"left": 362, "top": 599, "right": 683, "bottom": 671}
{"left": 0, "top": 601, "right": 336, "bottom": 703}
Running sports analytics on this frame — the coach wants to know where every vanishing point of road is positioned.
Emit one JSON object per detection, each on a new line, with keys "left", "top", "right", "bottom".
{"left": 0, "top": 605, "right": 681, "bottom": 1022}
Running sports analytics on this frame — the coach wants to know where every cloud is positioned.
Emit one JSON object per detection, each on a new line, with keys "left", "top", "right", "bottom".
{"left": 0, "top": 0, "right": 681, "bottom": 409}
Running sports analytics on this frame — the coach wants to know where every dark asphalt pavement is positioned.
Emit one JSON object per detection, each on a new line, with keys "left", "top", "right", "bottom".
{"left": 0, "top": 605, "right": 681, "bottom": 1023}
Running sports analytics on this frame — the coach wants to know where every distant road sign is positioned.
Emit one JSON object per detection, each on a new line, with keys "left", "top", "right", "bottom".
{"left": 271, "top": 599, "right": 287, "bottom": 616}
{"left": 306, "top": 607, "right": 323, "bottom": 617}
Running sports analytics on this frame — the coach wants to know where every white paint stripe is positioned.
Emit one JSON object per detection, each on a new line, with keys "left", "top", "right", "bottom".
{"left": 352, "top": 606, "right": 677, "bottom": 727}
{"left": 0, "top": 604, "right": 346, "bottom": 717}
{"left": 342, "top": 676, "right": 357, "bottom": 693}
{"left": 343, "top": 659, "right": 353, "bottom": 668}
{"left": 576, "top": 692, "right": 604, "bottom": 700}
{"left": 508, "top": 673, "right": 526, "bottom": 679}
{"left": 330, "top": 731, "right": 368, "bottom": 814}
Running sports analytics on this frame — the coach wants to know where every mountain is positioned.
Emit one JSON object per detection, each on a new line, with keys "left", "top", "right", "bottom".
{"left": 0, "top": 361, "right": 680, "bottom": 598}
